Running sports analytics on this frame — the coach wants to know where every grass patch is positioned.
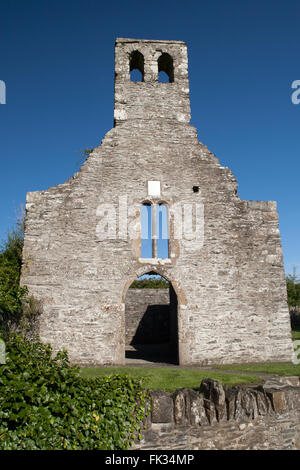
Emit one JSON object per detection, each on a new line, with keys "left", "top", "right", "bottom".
{"left": 79, "top": 367, "right": 260, "bottom": 392}
{"left": 292, "top": 329, "right": 300, "bottom": 341}
{"left": 215, "top": 362, "right": 300, "bottom": 376}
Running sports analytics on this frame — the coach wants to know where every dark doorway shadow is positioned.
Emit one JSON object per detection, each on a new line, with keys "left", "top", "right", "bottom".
{"left": 125, "top": 343, "right": 178, "bottom": 365}
{"left": 131, "top": 304, "right": 170, "bottom": 345}
{"left": 125, "top": 282, "right": 179, "bottom": 365}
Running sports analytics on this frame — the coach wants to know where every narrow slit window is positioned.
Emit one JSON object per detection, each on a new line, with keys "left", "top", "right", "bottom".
{"left": 157, "top": 204, "right": 169, "bottom": 259}
{"left": 141, "top": 204, "right": 153, "bottom": 258}
{"left": 141, "top": 203, "right": 169, "bottom": 259}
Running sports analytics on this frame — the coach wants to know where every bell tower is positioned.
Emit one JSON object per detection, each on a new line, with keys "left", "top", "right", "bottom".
{"left": 114, "top": 38, "right": 191, "bottom": 125}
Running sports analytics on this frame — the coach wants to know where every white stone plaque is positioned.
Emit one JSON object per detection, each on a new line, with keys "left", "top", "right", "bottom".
{"left": 148, "top": 181, "right": 160, "bottom": 196}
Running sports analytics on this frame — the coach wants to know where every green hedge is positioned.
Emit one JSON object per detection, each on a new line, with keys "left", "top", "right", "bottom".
{"left": 286, "top": 274, "right": 300, "bottom": 310}
{"left": 0, "top": 225, "right": 27, "bottom": 323}
{"left": 0, "top": 334, "right": 148, "bottom": 450}
{"left": 130, "top": 278, "right": 169, "bottom": 289}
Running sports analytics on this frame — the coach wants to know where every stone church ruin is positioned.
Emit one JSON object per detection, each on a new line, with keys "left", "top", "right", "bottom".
{"left": 21, "top": 38, "right": 294, "bottom": 366}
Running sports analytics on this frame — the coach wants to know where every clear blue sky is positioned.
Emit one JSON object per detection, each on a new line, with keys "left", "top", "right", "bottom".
{"left": 0, "top": 0, "right": 299, "bottom": 275}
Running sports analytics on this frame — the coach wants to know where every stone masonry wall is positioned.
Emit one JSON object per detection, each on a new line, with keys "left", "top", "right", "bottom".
{"left": 133, "top": 377, "right": 300, "bottom": 450}
{"left": 125, "top": 288, "right": 170, "bottom": 345}
{"left": 21, "top": 38, "right": 294, "bottom": 366}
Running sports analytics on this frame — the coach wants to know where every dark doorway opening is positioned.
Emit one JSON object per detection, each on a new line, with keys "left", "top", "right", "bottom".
{"left": 125, "top": 274, "right": 179, "bottom": 364}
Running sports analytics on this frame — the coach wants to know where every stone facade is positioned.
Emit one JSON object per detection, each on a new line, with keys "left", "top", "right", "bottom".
{"left": 21, "top": 38, "right": 294, "bottom": 365}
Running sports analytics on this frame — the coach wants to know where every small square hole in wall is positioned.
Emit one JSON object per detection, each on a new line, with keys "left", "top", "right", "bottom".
{"left": 148, "top": 181, "right": 161, "bottom": 196}
{"left": 193, "top": 186, "right": 200, "bottom": 193}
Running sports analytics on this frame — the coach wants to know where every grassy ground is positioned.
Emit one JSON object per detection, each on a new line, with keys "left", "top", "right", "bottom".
{"left": 292, "top": 329, "right": 300, "bottom": 341}
{"left": 80, "top": 330, "right": 300, "bottom": 391}
{"left": 79, "top": 366, "right": 260, "bottom": 392}
{"left": 215, "top": 362, "right": 300, "bottom": 376}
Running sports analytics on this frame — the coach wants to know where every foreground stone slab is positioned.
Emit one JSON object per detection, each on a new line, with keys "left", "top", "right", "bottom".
{"left": 150, "top": 390, "right": 174, "bottom": 423}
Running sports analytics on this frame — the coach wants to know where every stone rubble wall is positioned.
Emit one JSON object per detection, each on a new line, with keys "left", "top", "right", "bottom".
{"left": 133, "top": 377, "right": 300, "bottom": 450}
{"left": 125, "top": 288, "right": 170, "bottom": 345}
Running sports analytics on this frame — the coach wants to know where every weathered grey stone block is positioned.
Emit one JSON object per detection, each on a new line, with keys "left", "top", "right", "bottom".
{"left": 199, "top": 379, "right": 226, "bottom": 423}
{"left": 173, "top": 388, "right": 191, "bottom": 426}
{"left": 188, "top": 389, "right": 208, "bottom": 426}
{"left": 150, "top": 390, "right": 174, "bottom": 423}
{"left": 241, "top": 390, "right": 259, "bottom": 419}
{"left": 255, "top": 389, "right": 270, "bottom": 416}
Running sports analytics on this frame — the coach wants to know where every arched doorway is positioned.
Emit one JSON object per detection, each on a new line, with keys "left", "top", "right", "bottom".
{"left": 124, "top": 273, "right": 179, "bottom": 364}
